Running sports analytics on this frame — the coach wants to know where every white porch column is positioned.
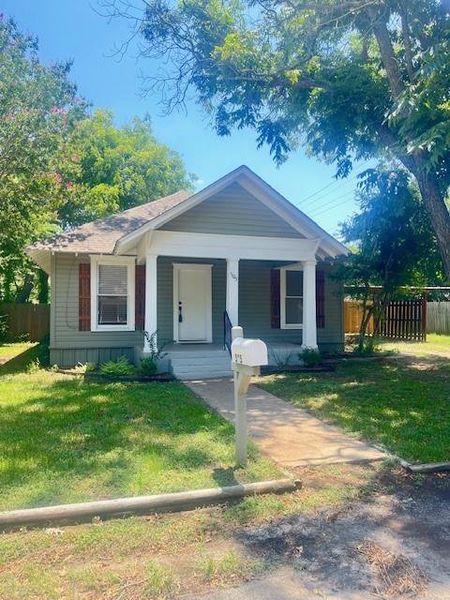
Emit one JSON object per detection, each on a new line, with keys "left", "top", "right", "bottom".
{"left": 302, "top": 259, "right": 318, "bottom": 349}
{"left": 226, "top": 258, "right": 240, "bottom": 325}
{"left": 144, "top": 254, "right": 158, "bottom": 352}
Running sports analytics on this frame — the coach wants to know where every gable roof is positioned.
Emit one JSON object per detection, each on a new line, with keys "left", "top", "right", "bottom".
{"left": 27, "top": 165, "right": 348, "bottom": 271}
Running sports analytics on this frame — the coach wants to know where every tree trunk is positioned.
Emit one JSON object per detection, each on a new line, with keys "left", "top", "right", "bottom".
{"left": 37, "top": 269, "right": 49, "bottom": 304}
{"left": 16, "top": 273, "right": 34, "bottom": 303}
{"left": 409, "top": 161, "right": 450, "bottom": 281}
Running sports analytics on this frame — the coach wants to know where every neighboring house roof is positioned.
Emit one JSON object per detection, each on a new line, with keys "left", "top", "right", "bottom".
{"left": 27, "top": 165, "right": 348, "bottom": 272}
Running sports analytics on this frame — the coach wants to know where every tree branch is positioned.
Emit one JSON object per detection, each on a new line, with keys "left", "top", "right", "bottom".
{"left": 367, "top": 5, "right": 405, "bottom": 99}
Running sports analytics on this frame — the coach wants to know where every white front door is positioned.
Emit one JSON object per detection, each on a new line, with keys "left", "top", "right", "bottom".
{"left": 173, "top": 264, "right": 213, "bottom": 342}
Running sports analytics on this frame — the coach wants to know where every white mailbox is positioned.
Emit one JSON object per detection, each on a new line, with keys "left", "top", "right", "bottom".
{"left": 231, "top": 337, "right": 268, "bottom": 368}
{"left": 230, "top": 327, "right": 268, "bottom": 466}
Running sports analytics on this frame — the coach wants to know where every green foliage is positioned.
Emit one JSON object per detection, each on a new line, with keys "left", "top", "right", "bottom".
{"left": 99, "top": 356, "right": 137, "bottom": 377}
{"left": 120, "top": 0, "right": 450, "bottom": 275}
{"left": 0, "top": 19, "right": 194, "bottom": 303}
{"left": 139, "top": 357, "right": 158, "bottom": 376}
{"left": 0, "top": 18, "right": 87, "bottom": 303}
{"left": 58, "top": 109, "right": 195, "bottom": 226}
{"left": 0, "top": 315, "right": 8, "bottom": 343}
{"left": 298, "top": 347, "right": 321, "bottom": 367}
{"left": 352, "top": 337, "right": 381, "bottom": 357}
{"left": 338, "top": 166, "right": 444, "bottom": 347}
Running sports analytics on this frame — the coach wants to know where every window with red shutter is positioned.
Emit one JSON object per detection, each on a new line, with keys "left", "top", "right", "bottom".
{"left": 79, "top": 263, "right": 91, "bottom": 331}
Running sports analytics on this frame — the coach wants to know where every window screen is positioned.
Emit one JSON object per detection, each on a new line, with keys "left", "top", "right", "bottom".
{"left": 97, "top": 265, "right": 128, "bottom": 325}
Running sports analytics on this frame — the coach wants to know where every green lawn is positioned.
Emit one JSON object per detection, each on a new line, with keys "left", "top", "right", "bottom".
{"left": 0, "top": 342, "right": 36, "bottom": 362}
{"left": 380, "top": 333, "right": 450, "bottom": 357}
{"left": 0, "top": 370, "right": 279, "bottom": 511}
{"left": 260, "top": 359, "right": 450, "bottom": 464}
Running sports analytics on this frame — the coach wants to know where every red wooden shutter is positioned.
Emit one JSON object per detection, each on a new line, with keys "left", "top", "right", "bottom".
{"left": 79, "top": 263, "right": 91, "bottom": 331}
{"left": 270, "top": 269, "right": 280, "bottom": 328}
{"left": 316, "top": 269, "right": 325, "bottom": 328}
{"left": 135, "top": 264, "right": 146, "bottom": 330}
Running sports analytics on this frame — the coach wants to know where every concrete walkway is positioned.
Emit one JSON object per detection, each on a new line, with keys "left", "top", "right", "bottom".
{"left": 186, "top": 379, "right": 386, "bottom": 467}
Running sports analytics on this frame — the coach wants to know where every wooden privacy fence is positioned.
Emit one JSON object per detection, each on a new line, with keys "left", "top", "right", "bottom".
{"left": 344, "top": 301, "right": 374, "bottom": 335}
{"left": 378, "top": 299, "right": 427, "bottom": 341}
{"left": 427, "top": 302, "right": 450, "bottom": 335}
{"left": 0, "top": 303, "right": 50, "bottom": 341}
{"left": 344, "top": 298, "right": 427, "bottom": 341}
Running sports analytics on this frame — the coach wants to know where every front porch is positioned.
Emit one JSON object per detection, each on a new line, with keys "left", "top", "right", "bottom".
{"left": 141, "top": 250, "right": 320, "bottom": 378}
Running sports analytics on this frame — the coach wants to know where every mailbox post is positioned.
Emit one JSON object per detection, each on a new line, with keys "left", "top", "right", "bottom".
{"left": 231, "top": 326, "right": 268, "bottom": 466}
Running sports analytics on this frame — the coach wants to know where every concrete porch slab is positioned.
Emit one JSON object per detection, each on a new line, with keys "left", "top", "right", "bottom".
{"left": 186, "top": 379, "right": 386, "bottom": 467}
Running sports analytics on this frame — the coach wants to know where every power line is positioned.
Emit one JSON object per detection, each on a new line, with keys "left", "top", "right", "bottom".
{"left": 297, "top": 160, "right": 371, "bottom": 210}
{"left": 307, "top": 190, "right": 356, "bottom": 217}
{"left": 309, "top": 193, "right": 358, "bottom": 219}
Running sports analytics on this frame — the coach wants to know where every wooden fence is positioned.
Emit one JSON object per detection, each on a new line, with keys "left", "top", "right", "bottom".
{"left": 344, "top": 301, "right": 374, "bottom": 335}
{"left": 0, "top": 303, "right": 50, "bottom": 342}
{"left": 344, "top": 298, "right": 427, "bottom": 341}
{"left": 378, "top": 299, "right": 426, "bottom": 341}
{"left": 427, "top": 302, "right": 450, "bottom": 335}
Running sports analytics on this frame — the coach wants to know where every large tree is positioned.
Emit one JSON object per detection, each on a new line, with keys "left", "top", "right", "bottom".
{"left": 58, "top": 109, "right": 194, "bottom": 226}
{"left": 0, "top": 17, "right": 87, "bottom": 303}
{"left": 104, "top": 0, "right": 450, "bottom": 277}
{"left": 0, "top": 18, "right": 193, "bottom": 303}
{"left": 339, "top": 166, "right": 444, "bottom": 349}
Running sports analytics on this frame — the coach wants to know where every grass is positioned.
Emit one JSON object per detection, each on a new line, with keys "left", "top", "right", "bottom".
{"left": 259, "top": 359, "right": 450, "bottom": 463}
{"left": 0, "top": 342, "right": 36, "bottom": 362}
{"left": 380, "top": 333, "right": 450, "bottom": 357}
{"left": 0, "top": 461, "right": 383, "bottom": 599}
{"left": 0, "top": 369, "right": 280, "bottom": 511}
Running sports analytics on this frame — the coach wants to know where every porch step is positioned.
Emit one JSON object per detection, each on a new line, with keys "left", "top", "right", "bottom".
{"left": 167, "top": 348, "right": 232, "bottom": 380}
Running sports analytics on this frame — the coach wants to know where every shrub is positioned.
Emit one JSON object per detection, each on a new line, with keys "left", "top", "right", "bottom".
{"left": 140, "top": 356, "right": 158, "bottom": 376}
{"left": 299, "top": 347, "right": 322, "bottom": 367}
{"left": 99, "top": 356, "right": 137, "bottom": 377}
{"left": 353, "top": 337, "right": 381, "bottom": 356}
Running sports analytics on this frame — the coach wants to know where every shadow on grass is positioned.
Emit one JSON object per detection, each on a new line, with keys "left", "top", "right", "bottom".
{"left": 261, "top": 358, "right": 450, "bottom": 464}
{"left": 0, "top": 376, "right": 240, "bottom": 509}
{"left": 0, "top": 342, "right": 49, "bottom": 375}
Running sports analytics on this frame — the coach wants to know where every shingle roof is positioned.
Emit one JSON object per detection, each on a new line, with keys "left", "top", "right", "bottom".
{"left": 29, "top": 190, "right": 192, "bottom": 255}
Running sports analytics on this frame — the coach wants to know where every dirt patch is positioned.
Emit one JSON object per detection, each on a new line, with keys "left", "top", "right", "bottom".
{"left": 235, "top": 465, "right": 450, "bottom": 599}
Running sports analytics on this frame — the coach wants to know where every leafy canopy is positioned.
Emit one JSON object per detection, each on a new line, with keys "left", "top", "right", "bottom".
{"left": 59, "top": 109, "right": 194, "bottom": 226}
{"left": 104, "top": 0, "right": 450, "bottom": 276}
{"left": 0, "top": 18, "right": 193, "bottom": 303}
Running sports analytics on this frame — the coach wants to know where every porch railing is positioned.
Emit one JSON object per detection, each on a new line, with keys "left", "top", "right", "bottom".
{"left": 223, "top": 310, "right": 232, "bottom": 354}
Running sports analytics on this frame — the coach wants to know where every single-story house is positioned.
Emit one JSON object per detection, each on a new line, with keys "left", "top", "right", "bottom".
{"left": 27, "top": 166, "right": 348, "bottom": 379}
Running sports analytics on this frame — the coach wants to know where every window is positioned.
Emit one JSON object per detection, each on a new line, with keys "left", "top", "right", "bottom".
{"left": 91, "top": 257, "right": 135, "bottom": 331}
{"left": 280, "top": 267, "right": 303, "bottom": 329}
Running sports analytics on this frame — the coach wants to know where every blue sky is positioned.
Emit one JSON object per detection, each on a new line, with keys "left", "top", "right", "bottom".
{"left": 4, "top": 0, "right": 365, "bottom": 237}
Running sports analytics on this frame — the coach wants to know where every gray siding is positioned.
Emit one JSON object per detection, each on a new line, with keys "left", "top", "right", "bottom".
{"left": 157, "top": 257, "right": 226, "bottom": 345}
{"left": 161, "top": 182, "right": 303, "bottom": 238}
{"left": 50, "top": 254, "right": 142, "bottom": 367}
{"left": 51, "top": 253, "right": 343, "bottom": 367}
{"left": 239, "top": 260, "right": 344, "bottom": 352}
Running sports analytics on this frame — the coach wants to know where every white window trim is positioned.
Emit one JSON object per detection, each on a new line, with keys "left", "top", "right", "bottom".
{"left": 280, "top": 265, "right": 304, "bottom": 330}
{"left": 90, "top": 255, "right": 136, "bottom": 332}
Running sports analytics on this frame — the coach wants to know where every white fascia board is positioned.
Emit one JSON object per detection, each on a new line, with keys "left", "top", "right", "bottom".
{"left": 148, "top": 230, "right": 318, "bottom": 262}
